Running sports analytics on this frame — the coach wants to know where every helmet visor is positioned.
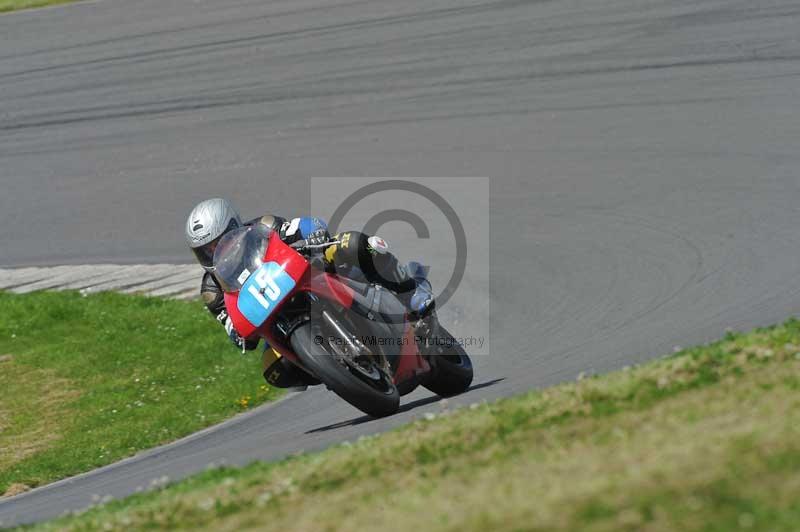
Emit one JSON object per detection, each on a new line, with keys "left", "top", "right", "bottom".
{"left": 190, "top": 218, "right": 240, "bottom": 269}
{"left": 191, "top": 236, "right": 222, "bottom": 269}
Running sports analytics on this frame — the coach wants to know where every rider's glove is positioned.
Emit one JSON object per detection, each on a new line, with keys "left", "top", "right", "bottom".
{"left": 306, "top": 229, "right": 330, "bottom": 247}
{"left": 217, "top": 310, "right": 259, "bottom": 352}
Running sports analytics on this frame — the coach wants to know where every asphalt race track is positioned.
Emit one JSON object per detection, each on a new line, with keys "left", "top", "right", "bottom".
{"left": 2, "top": 0, "right": 800, "bottom": 526}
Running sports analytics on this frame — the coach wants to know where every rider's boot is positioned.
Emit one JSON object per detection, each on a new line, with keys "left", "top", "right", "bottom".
{"left": 370, "top": 249, "right": 436, "bottom": 318}
{"left": 403, "top": 261, "right": 436, "bottom": 320}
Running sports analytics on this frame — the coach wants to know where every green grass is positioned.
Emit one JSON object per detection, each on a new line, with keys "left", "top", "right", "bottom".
{"left": 21, "top": 318, "right": 800, "bottom": 531}
{"left": 0, "top": 291, "right": 279, "bottom": 497}
{"left": 0, "top": 0, "right": 78, "bottom": 14}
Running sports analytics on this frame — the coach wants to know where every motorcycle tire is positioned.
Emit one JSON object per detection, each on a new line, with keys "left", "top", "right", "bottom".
{"left": 422, "top": 325, "right": 474, "bottom": 397}
{"left": 290, "top": 320, "right": 400, "bottom": 418}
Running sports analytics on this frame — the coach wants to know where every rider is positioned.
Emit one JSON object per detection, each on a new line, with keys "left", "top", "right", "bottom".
{"left": 185, "top": 198, "right": 435, "bottom": 389}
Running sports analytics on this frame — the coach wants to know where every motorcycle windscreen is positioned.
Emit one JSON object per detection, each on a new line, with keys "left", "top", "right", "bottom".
{"left": 212, "top": 225, "right": 271, "bottom": 293}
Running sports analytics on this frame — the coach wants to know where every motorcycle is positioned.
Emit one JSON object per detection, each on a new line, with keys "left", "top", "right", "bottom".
{"left": 212, "top": 224, "right": 473, "bottom": 417}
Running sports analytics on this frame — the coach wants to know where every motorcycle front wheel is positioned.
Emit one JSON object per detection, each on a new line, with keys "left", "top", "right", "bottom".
{"left": 289, "top": 320, "right": 400, "bottom": 418}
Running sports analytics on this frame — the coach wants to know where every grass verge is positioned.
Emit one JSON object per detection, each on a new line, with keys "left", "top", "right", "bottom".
{"left": 22, "top": 318, "right": 800, "bottom": 531}
{"left": 0, "top": 290, "right": 278, "bottom": 497}
{"left": 0, "top": 0, "right": 78, "bottom": 14}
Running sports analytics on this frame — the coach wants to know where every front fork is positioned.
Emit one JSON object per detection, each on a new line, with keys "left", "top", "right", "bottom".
{"left": 413, "top": 310, "right": 440, "bottom": 355}
{"left": 320, "top": 308, "right": 393, "bottom": 376}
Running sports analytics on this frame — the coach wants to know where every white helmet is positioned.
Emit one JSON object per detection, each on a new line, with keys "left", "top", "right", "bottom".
{"left": 185, "top": 198, "right": 242, "bottom": 271}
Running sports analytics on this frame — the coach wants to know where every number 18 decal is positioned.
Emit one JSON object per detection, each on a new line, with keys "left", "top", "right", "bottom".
{"left": 238, "top": 262, "right": 296, "bottom": 326}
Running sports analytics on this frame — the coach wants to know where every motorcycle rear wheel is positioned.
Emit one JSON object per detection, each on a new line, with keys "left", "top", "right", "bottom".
{"left": 290, "top": 321, "right": 400, "bottom": 417}
{"left": 422, "top": 325, "right": 474, "bottom": 397}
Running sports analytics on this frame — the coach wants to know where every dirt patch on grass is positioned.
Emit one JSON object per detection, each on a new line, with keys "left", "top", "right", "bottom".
{"left": 0, "top": 358, "right": 10, "bottom": 432}
{"left": 2, "top": 483, "right": 31, "bottom": 498}
{"left": 0, "top": 360, "right": 80, "bottom": 475}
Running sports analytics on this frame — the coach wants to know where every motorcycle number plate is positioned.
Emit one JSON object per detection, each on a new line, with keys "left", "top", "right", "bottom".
{"left": 237, "top": 262, "right": 296, "bottom": 327}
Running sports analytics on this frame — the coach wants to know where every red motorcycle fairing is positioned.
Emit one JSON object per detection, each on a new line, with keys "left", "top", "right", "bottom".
{"left": 223, "top": 231, "right": 308, "bottom": 340}
{"left": 223, "top": 231, "right": 356, "bottom": 352}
